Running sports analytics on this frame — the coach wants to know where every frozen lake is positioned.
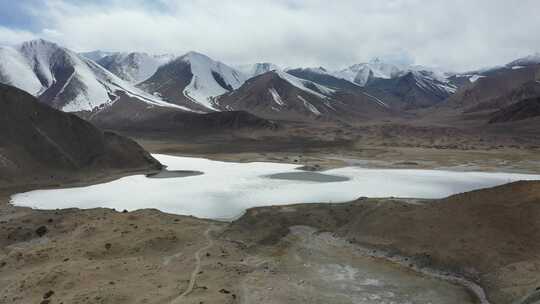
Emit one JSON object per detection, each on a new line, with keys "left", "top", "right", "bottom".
{"left": 11, "top": 154, "right": 540, "bottom": 219}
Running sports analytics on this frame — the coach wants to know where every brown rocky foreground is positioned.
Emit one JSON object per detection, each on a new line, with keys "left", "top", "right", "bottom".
{"left": 1, "top": 179, "right": 539, "bottom": 303}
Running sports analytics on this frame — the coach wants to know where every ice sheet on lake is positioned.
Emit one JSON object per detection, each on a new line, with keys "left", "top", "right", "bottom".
{"left": 10, "top": 154, "right": 540, "bottom": 219}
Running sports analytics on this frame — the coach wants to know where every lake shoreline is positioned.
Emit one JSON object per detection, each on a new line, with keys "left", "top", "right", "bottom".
{"left": 10, "top": 154, "right": 540, "bottom": 220}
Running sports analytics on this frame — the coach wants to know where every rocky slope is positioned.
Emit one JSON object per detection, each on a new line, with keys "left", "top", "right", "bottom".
{"left": 226, "top": 180, "right": 540, "bottom": 304}
{"left": 289, "top": 64, "right": 456, "bottom": 109}
{"left": 215, "top": 70, "right": 395, "bottom": 122}
{"left": 0, "top": 83, "right": 161, "bottom": 186}
{"left": 446, "top": 64, "right": 540, "bottom": 113}
{"left": 79, "top": 93, "right": 277, "bottom": 135}
{"left": 365, "top": 70, "right": 457, "bottom": 109}
{"left": 215, "top": 71, "right": 338, "bottom": 121}
{"left": 489, "top": 97, "right": 540, "bottom": 123}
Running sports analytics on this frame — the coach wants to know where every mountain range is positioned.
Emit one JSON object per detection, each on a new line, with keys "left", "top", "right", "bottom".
{"left": 0, "top": 39, "right": 185, "bottom": 113}
{"left": 1, "top": 39, "right": 540, "bottom": 128}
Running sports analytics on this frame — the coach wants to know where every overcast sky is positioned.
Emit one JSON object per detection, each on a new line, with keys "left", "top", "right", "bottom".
{"left": 1, "top": 0, "right": 539, "bottom": 72}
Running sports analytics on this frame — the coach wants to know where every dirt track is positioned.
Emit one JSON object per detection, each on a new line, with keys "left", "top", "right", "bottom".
{"left": 171, "top": 226, "right": 217, "bottom": 303}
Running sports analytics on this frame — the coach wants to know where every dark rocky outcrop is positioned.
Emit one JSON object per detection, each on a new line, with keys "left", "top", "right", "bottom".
{"left": 489, "top": 97, "right": 540, "bottom": 123}
{"left": 0, "top": 83, "right": 161, "bottom": 185}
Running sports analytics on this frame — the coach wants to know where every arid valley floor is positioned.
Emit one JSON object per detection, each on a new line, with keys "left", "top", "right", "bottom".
{"left": 2, "top": 138, "right": 540, "bottom": 304}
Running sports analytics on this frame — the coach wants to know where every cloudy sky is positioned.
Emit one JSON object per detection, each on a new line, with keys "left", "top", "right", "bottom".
{"left": 1, "top": 0, "right": 539, "bottom": 71}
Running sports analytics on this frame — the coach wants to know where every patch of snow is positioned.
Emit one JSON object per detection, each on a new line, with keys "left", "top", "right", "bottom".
{"left": 269, "top": 88, "right": 285, "bottom": 106}
{"left": 362, "top": 92, "right": 389, "bottom": 108}
{"left": 182, "top": 52, "right": 246, "bottom": 110}
{"left": 469, "top": 75, "right": 485, "bottom": 83}
{"left": 411, "top": 71, "right": 457, "bottom": 94}
{"left": 276, "top": 70, "right": 334, "bottom": 99}
{"left": 297, "top": 95, "right": 321, "bottom": 115}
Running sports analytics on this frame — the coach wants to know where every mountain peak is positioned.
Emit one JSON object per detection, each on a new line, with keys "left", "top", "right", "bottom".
{"left": 507, "top": 52, "right": 540, "bottom": 67}
{"left": 237, "top": 62, "right": 280, "bottom": 79}
{"left": 0, "top": 39, "right": 180, "bottom": 112}
{"left": 18, "top": 39, "right": 60, "bottom": 51}
{"left": 95, "top": 51, "right": 175, "bottom": 83}
{"left": 181, "top": 51, "right": 213, "bottom": 62}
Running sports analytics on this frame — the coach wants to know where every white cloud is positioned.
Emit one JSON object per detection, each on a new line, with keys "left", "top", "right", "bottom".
{"left": 0, "top": 26, "right": 37, "bottom": 45}
{"left": 10, "top": 0, "right": 540, "bottom": 71}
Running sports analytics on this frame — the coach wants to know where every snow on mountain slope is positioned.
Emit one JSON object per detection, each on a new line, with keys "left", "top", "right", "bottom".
{"left": 276, "top": 70, "right": 334, "bottom": 98}
{"left": 285, "top": 67, "right": 362, "bottom": 91}
{"left": 0, "top": 46, "right": 43, "bottom": 94}
{"left": 333, "top": 58, "right": 404, "bottom": 86}
{"left": 291, "top": 67, "right": 330, "bottom": 75}
{"left": 80, "top": 50, "right": 118, "bottom": 62}
{"left": 297, "top": 95, "right": 322, "bottom": 115}
{"left": 215, "top": 71, "right": 335, "bottom": 120}
{"left": 80, "top": 58, "right": 188, "bottom": 111}
{"left": 17, "top": 39, "right": 59, "bottom": 90}
{"left": 236, "top": 62, "right": 280, "bottom": 79}
{"left": 97, "top": 52, "right": 174, "bottom": 83}
{"left": 181, "top": 51, "right": 246, "bottom": 110}
{"left": 331, "top": 59, "right": 458, "bottom": 92}
{"left": 0, "top": 39, "right": 184, "bottom": 112}
{"left": 268, "top": 87, "right": 285, "bottom": 106}
{"left": 216, "top": 70, "right": 395, "bottom": 121}
{"left": 507, "top": 53, "right": 540, "bottom": 67}
{"left": 410, "top": 70, "right": 457, "bottom": 95}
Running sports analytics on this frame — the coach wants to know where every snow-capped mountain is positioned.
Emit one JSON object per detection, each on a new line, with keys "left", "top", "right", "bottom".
{"left": 447, "top": 53, "right": 540, "bottom": 88}
{"left": 286, "top": 67, "right": 361, "bottom": 91}
{"left": 506, "top": 53, "right": 540, "bottom": 68}
{"left": 139, "top": 51, "right": 246, "bottom": 111}
{"left": 364, "top": 70, "right": 457, "bottom": 109}
{"left": 236, "top": 63, "right": 280, "bottom": 79}
{"left": 0, "top": 39, "right": 181, "bottom": 112}
{"left": 96, "top": 52, "right": 175, "bottom": 83}
{"left": 286, "top": 64, "right": 456, "bottom": 109}
{"left": 333, "top": 58, "right": 405, "bottom": 86}
{"left": 79, "top": 50, "right": 118, "bottom": 62}
{"left": 331, "top": 58, "right": 458, "bottom": 93}
{"left": 215, "top": 70, "right": 335, "bottom": 120}
{"left": 446, "top": 63, "right": 540, "bottom": 113}
{"left": 215, "top": 70, "right": 395, "bottom": 121}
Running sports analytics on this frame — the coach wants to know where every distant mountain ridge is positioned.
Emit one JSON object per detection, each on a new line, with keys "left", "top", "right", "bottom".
{"left": 2, "top": 39, "right": 540, "bottom": 124}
